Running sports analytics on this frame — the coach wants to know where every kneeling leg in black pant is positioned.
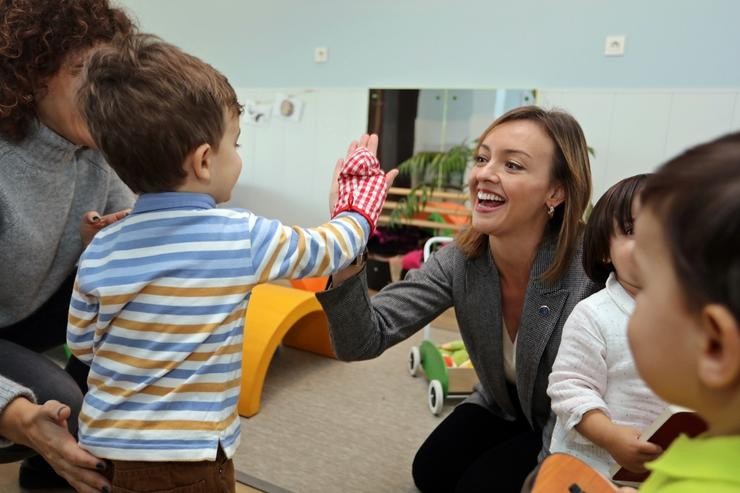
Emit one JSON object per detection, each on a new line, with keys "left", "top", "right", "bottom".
{"left": 412, "top": 403, "right": 542, "bottom": 493}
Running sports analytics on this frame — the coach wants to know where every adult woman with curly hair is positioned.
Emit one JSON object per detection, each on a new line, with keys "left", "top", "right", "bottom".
{"left": 0, "top": 1, "right": 135, "bottom": 491}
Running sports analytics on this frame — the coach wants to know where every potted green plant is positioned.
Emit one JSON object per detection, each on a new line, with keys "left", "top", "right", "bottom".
{"left": 389, "top": 142, "right": 474, "bottom": 226}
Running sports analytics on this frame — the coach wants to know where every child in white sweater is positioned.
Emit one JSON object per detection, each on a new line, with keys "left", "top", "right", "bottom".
{"left": 547, "top": 174, "right": 667, "bottom": 475}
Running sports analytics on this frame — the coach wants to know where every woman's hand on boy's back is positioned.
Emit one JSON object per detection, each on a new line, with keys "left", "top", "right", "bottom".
{"left": 79, "top": 208, "right": 131, "bottom": 246}
{"left": 0, "top": 398, "right": 111, "bottom": 493}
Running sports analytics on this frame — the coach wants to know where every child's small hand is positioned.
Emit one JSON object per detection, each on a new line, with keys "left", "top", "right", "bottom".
{"left": 80, "top": 209, "right": 131, "bottom": 246}
{"left": 605, "top": 424, "right": 663, "bottom": 473}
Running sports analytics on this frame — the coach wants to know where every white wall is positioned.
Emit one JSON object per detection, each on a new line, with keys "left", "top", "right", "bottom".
{"left": 225, "top": 88, "right": 368, "bottom": 226}
{"left": 114, "top": 1, "right": 740, "bottom": 215}
{"left": 226, "top": 88, "right": 740, "bottom": 223}
{"left": 118, "top": 1, "right": 740, "bottom": 89}
{"left": 539, "top": 90, "right": 740, "bottom": 199}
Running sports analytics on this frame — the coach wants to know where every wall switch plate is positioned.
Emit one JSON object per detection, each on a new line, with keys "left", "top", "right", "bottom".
{"left": 605, "top": 35, "right": 626, "bottom": 56}
{"left": 314, "top": 46, "right": 328, "bottom": 63}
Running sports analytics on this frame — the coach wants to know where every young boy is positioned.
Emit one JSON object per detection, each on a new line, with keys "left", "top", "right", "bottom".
{"left": 627, "top": 132, "right": 740, "bottom": 492}
{"left": 66, "top": 34, "right": 389, "bottom": 492}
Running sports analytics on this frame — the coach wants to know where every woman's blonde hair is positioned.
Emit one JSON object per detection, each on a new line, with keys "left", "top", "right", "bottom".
{"left": 456, "top": 106, "right": 592, "bottom": 284}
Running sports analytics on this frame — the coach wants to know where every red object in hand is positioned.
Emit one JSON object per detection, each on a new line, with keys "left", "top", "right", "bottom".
{"left": 332, "top": 147, "right": 387, "bottom": 230}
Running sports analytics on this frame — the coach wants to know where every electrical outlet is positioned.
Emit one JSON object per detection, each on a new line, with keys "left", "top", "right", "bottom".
{"left": 604, "top": 35, "right": 626, "bottom": 56}
{"left": 314, "top": 46, "right": 328, "bottom": 63}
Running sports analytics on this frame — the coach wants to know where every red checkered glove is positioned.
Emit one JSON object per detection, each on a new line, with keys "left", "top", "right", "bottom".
{"left": 331, "top": 147, "right": 387, "bottom": 231}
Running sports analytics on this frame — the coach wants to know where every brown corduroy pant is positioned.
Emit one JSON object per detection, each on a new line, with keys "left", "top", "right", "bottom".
{"left": 104, "top": 446, "right": 235, "bottom": 493}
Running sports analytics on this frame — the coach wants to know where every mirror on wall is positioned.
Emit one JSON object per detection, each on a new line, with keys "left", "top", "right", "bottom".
{"left": 362, "top": 88, "right": 537, "bottom": 278}
{"left": 367, "top": 88, "right": 537, "bottom": 188}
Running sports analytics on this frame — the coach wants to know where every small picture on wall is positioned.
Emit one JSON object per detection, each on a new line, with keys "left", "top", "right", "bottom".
{"left": 273, "top": 94, "right": 304, "bottom": 122}
{"left": 243, "top": 100, "right": 272, "bottom": 126}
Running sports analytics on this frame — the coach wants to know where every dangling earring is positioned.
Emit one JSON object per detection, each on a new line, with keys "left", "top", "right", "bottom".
{"left": 547, "top": 204, "right": 555, "bottom": 218}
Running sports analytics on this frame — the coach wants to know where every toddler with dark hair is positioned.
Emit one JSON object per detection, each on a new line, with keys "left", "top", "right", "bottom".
{"left": 626, "top": 132, "right": 740, "bottom": 492}
{"left": 547, "top": 174, "right": 667, "bottom": 475}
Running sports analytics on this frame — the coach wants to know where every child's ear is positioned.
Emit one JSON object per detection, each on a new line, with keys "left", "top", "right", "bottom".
{"left": 184, "top": 143, "right": 212, "bottom": 182}
{"left": 697, "top": 303, "right": 740, "bottom": 390}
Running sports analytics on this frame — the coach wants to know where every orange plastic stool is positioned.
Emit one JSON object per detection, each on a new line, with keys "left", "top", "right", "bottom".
{"left": 289, "top": 276, "right": 328, "bottom": 292}
{"left": 238, "top": 283, "right": 334, "bottom": 417}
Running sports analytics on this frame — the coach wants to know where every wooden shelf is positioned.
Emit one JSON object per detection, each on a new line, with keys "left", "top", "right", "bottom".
{"left": 377, "top": 215, "right": 468, "bottom": 231}
{"left": 380, "top": 187, "right": 471, "bottom": 231}
{"left": 387, "top": 187, "right": 468, "bottom": 201}
{"left": 382, "top": 200, "right": 470, "bottom": 216}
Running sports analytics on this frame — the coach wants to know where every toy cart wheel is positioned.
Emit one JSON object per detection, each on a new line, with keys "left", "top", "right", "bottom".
{"left": 428, "top": 380, "right": 444, "bottom": 415}
{"left": 408, "top": 346, "right": 421, "bottom": 377}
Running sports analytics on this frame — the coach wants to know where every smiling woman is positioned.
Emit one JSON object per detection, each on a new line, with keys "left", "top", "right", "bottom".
{"left": 458, "top": 107, "right": 591, "bottom": 284}
{"left": 316, "top": 105, "right": 600, "bottom": 493}
{"left": 469, "top": 120, "right": 563, "bottom": 245}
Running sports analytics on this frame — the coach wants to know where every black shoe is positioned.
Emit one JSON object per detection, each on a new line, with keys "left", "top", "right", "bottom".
{"left": 18, "top": 454, "right": 71, "bottom": 490}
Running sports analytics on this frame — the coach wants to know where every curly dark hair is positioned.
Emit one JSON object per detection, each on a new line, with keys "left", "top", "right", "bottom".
{"left": 0, "top": 0, "right": 134, "bottom": 142}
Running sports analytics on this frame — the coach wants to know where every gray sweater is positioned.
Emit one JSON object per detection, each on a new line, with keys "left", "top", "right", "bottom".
{"left": 316, "top": 236, "right": 600, "bottom": 456}
{"left": 0, "top": 122, "right": 134, "bottom": 418}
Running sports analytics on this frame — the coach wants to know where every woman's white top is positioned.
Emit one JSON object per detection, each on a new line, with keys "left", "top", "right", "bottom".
{"left": 502, "top": 320, "right": 517, "bottom": 383}
{"left": 547, "top": 272, "right": 667, "bottom": 475}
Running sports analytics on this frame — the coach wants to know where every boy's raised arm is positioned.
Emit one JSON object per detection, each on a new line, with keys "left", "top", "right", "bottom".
{"left": 249, "top": 139, "right": 393, "bottom": 283}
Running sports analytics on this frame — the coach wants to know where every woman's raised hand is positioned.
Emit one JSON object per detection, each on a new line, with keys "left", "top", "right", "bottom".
{"left": 329, "top": 133, "right": 397, "bottom": 217}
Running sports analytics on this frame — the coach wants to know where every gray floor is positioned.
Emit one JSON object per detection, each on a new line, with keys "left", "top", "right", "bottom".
{"left": 19, "top": 328, "right": 460, "bottom": 492}
{"left": 234, "top": 327, "right": 460, "bottom": 493}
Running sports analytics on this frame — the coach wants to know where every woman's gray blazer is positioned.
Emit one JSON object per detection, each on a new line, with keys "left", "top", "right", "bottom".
{"left": 315, "top": 235, "right": 601, "bottom": 454}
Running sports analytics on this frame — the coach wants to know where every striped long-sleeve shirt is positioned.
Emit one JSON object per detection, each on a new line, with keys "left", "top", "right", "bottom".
{"left": 67, "top": 192, "right": 369, "bottom": 461}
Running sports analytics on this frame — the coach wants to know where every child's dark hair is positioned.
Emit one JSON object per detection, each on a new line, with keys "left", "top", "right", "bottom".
{"left": 78, "top": 33, "right": 243, "bottom": 193}
{"left": 641, "top": 132, "right": 740, "bottom": 321}
{"left": 582, "top": 174, "right": 650, "bottom": 284}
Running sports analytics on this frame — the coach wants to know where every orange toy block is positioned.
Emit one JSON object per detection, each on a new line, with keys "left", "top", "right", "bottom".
{"left": 238, "top": 283, "right": 334, "bottom": 418}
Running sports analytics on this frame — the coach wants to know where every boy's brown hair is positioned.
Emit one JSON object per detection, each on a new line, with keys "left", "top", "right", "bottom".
{"left": 78, "top": 33, "right": 243, "bottom": 193}
{"left": 641, "top": 132, "right": 740, "bottom": 321}
{"left": 582, "top": 174, "right": 649, "bottom": 284}
{"left": 456, "top": 106, "right": 592, "bottom": 284}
